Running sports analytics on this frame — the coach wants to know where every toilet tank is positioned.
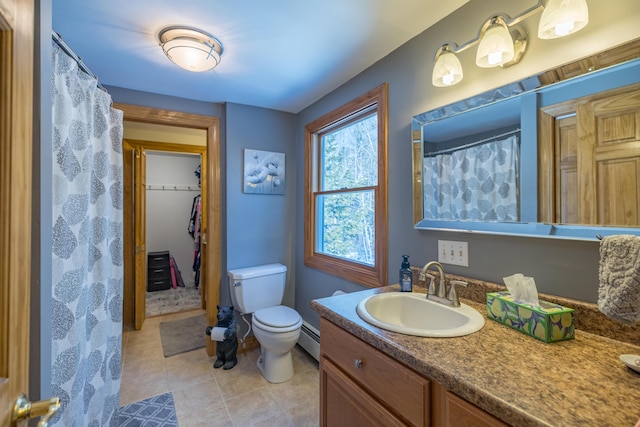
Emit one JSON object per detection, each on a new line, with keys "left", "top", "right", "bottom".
{"left": 228, "top": 263, "right": 287, "bottom": 314}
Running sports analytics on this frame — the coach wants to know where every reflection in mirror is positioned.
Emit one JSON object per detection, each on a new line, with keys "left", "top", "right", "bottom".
{"left": 412, "top": 39, "right": 640, "bottom": 240}
{"left": 421, "top": 96, "right": 521, "bottom": 223}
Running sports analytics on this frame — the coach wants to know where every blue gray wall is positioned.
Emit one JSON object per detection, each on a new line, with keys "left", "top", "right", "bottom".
{"left": 224, "top": 103, "right": 297, "bottom": 307}
{"left": 294, "top": 0, "right": 640, "bottom": 328}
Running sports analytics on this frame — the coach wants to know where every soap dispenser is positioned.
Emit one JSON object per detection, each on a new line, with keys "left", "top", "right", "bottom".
{"left": 399, "top": 255, "right": 413, "bottom": 292}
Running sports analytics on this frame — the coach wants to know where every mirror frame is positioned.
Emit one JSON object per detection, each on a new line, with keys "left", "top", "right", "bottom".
{"left": 412, "top": 39, "right": 640, "bottom": 241}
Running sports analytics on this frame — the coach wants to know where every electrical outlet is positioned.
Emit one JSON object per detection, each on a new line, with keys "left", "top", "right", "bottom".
{"left": 437, "top": 240, "right": 469, "bottom": 267}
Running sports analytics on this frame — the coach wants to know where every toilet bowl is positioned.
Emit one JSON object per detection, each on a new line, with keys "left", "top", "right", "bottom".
{"left": 228, "top": 263, "right": 303, "bottom": 383}
{"left": 252, "top": 305, "right": 302, "bottom": 383}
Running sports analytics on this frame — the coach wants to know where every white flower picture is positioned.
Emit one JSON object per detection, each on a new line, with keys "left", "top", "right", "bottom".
{"left": 243, "top": 149, "right": 285, "bottom": 194}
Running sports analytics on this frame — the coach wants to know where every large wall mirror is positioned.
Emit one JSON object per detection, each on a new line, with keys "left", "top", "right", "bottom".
{"left": 412, "top": 39, "right": 640, "bottom": 240}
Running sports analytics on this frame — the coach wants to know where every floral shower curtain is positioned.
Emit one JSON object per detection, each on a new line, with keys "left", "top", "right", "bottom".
{"left": 50, "top": 42, "right": 124, "bottom": 426}
{"left": 423, "top": 134, "right": 519, "bottom": 221}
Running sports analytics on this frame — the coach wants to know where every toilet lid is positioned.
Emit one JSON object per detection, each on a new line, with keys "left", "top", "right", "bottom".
{"left": 253, "top": 305, "right": 301, "bottom": 328}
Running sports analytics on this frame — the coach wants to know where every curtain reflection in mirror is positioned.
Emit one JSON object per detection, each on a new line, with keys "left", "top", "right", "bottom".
{"left": 423, "top": 134, "right": 519, "bottom": 221}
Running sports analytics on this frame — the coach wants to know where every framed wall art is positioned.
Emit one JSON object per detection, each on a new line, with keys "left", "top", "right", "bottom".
{"left": 243, "top": 149, "right": 285, "bottom": 195}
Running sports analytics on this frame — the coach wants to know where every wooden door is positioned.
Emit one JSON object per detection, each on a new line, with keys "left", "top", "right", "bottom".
{"left": 122, "top": 141, "right": 134, "bottom": 326}
{"left": 0, "top": 0, "right": 59, "bottom": 424}
{"left": 554, "top": 115, "right": 579, "bottom": 224}
{"left": 581, "top": 85, "right": 640, "bottom": 226}
{"left": 0, "top": 0, "right": 32, "bottom": 423}
{"left": 199, "top": 150, "right": 208, "bottom": 309}
{"left": 134, "top": 148, "right": 147, "bottom": 329}
{"left": 539, "top": 82, "right": 640, "bottom": 226}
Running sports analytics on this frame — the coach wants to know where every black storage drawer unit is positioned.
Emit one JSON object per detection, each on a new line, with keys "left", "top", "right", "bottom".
{"left": 147, "top": 251, "right": 171, "bottom": 292}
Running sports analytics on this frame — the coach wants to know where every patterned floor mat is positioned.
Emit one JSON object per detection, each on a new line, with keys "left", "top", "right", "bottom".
{"left": 118, "top": 392, "right": 178, "bottom": 426}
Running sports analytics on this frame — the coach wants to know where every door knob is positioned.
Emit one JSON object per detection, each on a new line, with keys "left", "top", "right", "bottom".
{"left": 12, "top": 394, "right": 60, "bottom": 427}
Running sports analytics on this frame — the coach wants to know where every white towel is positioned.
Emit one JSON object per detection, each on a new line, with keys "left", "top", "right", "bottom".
{"left": 598, "top": 234, "right": 640, "bottom": 324}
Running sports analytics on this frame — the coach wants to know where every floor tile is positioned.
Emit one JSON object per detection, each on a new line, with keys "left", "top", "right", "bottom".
{"left": 120, "top": 309, "right": 320, "bottom": 426}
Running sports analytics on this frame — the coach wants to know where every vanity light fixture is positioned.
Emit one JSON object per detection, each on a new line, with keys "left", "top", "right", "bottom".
{"left": 538, "top": 0, "right": 589, "bottom": 38}
{"left": 431, "top": 0, "right": 589, "bottom": 87}
{"left": 432, "top": 45, "right": 464, "bottom": 87}
{"left": 159, "top": 26, "right": 224, "bottom": 72}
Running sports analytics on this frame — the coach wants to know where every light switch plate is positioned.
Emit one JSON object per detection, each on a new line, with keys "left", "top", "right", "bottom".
{"left": 438, "top": 240, "right": 469, "bottom": 267}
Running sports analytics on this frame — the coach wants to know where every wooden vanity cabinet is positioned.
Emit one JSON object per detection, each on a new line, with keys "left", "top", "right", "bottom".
{"left": 319, "top": 318, "right": 508, "bottom": 427}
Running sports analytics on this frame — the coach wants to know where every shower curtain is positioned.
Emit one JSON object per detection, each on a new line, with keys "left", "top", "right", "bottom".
{"left": 51, "top": 42, "right": 124, "bottom": 426}
{"left": 423, "top": 134, "right": 519, "bottom": 221}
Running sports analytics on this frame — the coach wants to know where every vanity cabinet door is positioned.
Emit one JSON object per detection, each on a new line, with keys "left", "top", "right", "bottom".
{"left": 320, "top": 318, "right": 430, "bottom": 426}
{"left": 320, "top": 358, "right": 406, "bottom": 427}
{"left": 432, "top": 384, "right": 508, "bottom": 427}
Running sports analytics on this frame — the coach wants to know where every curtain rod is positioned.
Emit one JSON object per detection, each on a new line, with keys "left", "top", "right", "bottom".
{"left": 52, "top": 31, "right": 107, "bottom": 92}
{"left": 424, "top": 128, "right": 521, "bottom": 157}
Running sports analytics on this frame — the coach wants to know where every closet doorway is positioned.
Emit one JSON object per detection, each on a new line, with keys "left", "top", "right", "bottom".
{"left": 125, "top": 140, "right": 205, "bottom": 317}
{"left": 117, "top": 104, "right": 221, "bottom": 358}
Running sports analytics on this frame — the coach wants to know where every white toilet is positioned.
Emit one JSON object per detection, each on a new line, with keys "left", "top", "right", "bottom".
{"left": 228, "top": 263, "right": 302, "bottom": 383}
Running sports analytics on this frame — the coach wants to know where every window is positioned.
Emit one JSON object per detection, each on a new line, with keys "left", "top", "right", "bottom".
{"left": 304, "top": 84, "right": 388, "bottom": 287}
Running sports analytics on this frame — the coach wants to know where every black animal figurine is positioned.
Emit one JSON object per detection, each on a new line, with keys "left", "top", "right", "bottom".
{"left": 206, "top": 305, "right": 238, "bottom": 370}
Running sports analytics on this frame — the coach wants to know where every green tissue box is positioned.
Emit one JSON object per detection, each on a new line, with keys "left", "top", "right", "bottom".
{"left": 486, "top": 291, "right": 575, "bottom": 343}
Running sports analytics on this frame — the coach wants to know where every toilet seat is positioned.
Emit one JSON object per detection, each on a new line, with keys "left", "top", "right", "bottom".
{"left": 253, "top": 305, "right": 302, "bottom": 333}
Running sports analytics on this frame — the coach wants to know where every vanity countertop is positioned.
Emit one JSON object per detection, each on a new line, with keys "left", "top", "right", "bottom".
{"left": 311, "top": 285, "right": 640, "bottom": 427}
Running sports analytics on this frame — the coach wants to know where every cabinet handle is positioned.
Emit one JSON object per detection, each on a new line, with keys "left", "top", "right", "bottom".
{"left": 354, "top": 358, "right": 364, "bottom": 369}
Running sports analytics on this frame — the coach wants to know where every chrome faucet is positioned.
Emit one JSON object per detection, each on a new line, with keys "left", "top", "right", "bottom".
{"left": 419, "top": 261, "right": 467, "bottom": 307}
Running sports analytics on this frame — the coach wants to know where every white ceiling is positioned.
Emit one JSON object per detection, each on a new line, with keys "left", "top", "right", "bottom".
{"left": 52, "top": 0, "right": 469, "bottom": 113}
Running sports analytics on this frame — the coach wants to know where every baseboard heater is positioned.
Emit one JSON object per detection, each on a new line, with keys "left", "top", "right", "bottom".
{"left": 298, "top": 320, "right": 320, "bottom": 361}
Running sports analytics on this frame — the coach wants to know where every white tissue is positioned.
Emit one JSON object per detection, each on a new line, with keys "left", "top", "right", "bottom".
{"left": 209, "top": 326, "right": 227, "bottom": 341}
{"left": 503, "top": 273, "right": 540, "bottom": 307}
{"left": 332, "top": 290, "right": 346, "bottom": 296}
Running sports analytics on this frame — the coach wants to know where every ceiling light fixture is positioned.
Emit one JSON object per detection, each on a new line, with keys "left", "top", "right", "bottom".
{"left": 159, "top": 26, "right": 224, "bottom": 72}
{"left": 431, "top": 0, "right": 589, "bottom": 87}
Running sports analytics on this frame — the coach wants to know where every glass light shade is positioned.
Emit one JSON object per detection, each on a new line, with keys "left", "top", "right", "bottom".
{"left": 162, "top": 38, "right": 221, "bottom": 72}
{"left": 538, "top": 0, "right": 589, "bottom": 39}
{"left": 432, "top": 50, "right": 463, "bottom": 87}
{"left": 476, "top": 22, "right": 515, "bottom": 68}
{"left": 159, "top": 27, "right": 224, "bottom": 73}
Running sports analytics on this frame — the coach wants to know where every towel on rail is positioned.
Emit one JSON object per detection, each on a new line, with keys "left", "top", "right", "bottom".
{"left": 598, "top": 234, "right": 640, "bottom": 324}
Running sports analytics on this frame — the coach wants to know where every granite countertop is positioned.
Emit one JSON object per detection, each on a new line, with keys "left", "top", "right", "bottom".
{"left": 311, "top": 285, "right": 640, "bottom": 427}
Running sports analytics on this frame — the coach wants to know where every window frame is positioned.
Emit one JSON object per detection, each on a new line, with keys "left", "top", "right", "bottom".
{"left": 304, "top": 83, "right": 388, "bottom": 288}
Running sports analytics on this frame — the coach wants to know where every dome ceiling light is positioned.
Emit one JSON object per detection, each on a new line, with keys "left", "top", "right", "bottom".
{"left": 159, "top": 26, "right": 224, "bottom": 72}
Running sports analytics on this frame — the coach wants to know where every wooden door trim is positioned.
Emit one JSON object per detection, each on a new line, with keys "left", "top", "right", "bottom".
{"left": 0, "top": 0, "right": 34, "bottom": 423}
{"left": 115, "top": 104, "right": 221, "bottom": 357}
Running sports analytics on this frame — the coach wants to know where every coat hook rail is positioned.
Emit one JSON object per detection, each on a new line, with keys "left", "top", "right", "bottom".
{"left": 146, "top": 184, "right": 199, "bottom": 192}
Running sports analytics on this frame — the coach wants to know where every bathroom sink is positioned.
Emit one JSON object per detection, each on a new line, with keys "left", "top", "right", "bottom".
{"left": 356, "top": 292, "right": 485, "bottom": 337}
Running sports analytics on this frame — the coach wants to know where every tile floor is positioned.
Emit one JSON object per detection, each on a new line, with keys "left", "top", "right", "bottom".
{"left": 120, "top": 309, "right": 320, "bottom": 426}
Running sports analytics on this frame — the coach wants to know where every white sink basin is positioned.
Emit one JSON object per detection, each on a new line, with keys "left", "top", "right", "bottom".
{"left": 356, "top": 292, "right": 485, "bottom": 337}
